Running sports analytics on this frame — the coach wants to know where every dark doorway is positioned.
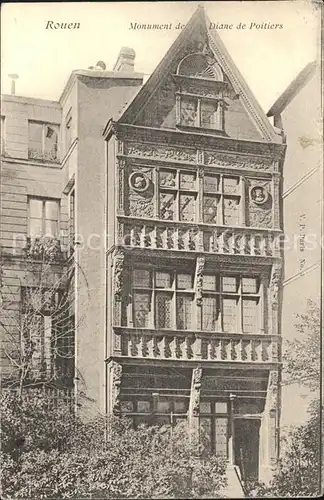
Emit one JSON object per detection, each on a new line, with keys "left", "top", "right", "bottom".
{"left": 234, "top": 419, "right": 260, "bottom": 482}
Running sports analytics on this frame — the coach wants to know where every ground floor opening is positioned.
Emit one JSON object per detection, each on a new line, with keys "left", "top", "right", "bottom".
{"left": 108, "top": 362, "right": 279, "bottom": 483}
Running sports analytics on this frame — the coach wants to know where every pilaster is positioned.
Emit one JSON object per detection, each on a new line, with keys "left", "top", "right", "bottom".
{"left": 188, "top": 366, "right": 203, "bottom": 437}
{"left": 110, "top": 360, "right": 123, "bottom": 416}
{"left": 259, "top": 369, "right": 280, "bottom": 484}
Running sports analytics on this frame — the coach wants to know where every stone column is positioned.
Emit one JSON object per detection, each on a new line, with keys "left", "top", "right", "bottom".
{"left": 195, "top": 256, "right": 205, "bottom": 329}
{"left": 269, "top": 263, "right": 282, "bottom": 336}
{"left": 188, "top": 366, "right": 203, "bottom": 438}
{"left": 110, "top": 360, "right": 123, "bottom": 416}
{"left": 112, "top": 249, "right": 124, "bottom": 325}
{"left": 272, "top": 175, "right": 281, "bottom": 230}
{"left": 117, "top": 159, "right": 126, "bottom": 216}
{"left": 259, "top": 370, "right": 280, "bottom": 484}
{"left": 228, "top": 393, "right": 236, "bottom": 466}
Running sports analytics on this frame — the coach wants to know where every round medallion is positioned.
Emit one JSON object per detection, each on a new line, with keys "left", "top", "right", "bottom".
{"left": 129, "top": 172, "right": 150, "bottom": 193}
{"left": 250, "top": 185, "right": 269, "bottom": 205}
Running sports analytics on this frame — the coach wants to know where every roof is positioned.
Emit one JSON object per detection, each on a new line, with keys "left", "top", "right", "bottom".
{"left": 117, "top": 5, "right": 282, "bottom": 143}
{"left": 1, "top": 94, "right": 60, "bottom": 108}
{"left": 59, "top": 69, "right": 143, "bottom": 106}
{"left": 267, "top": 61, "right": 317, "bottom": 117}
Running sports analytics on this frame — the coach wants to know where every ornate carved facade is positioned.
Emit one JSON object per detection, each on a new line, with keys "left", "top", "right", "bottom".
{"left": 104, "top": 6, "right": 285, "bottom": 486}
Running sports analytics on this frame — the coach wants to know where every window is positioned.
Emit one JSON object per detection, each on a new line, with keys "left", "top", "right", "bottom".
{"left": 65, "top": 110, "right": 72, "bottom": 150}
{"left": 121, "top": 396, "right": 189, "bottom": 428}
{"left": 176, "top": 53, "right": 225, "bottom": 131}
{"left": 128, "top": 269, "right": 263, "bottom": 334}
{"left": 159, "top": 169, "right": 197, "bottom": 222}
{"left": 28, "top": 197, "right": 60, "bottom": 238}
{"left": 28, "top": 121, "right": 59, "bottom": 161}
{"left": 201, "top": 274, "right": 261, "bottom": 333}
{"left": 21, "top": 287, "right": 73, "bottom": 380}
{"left": 203, "top": 174, "right": 242, "bottom": 226}
{"left": 179, "top": 97, "right": 223, "bottom": 130}
{"left": 200, "top": 400, "right": 229, "bottom": 457}
{"left": 131, "top": 269, "right": 194, "bottom": 330}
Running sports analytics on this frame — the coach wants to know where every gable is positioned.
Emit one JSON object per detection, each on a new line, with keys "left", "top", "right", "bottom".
{"left": 119, "top": 6, "right": 281, "bottom": 144}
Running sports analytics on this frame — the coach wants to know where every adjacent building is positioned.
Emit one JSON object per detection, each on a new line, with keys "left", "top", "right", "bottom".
{"left": 267, "top": 61, "right": 322, "bottom": 428}
{"left": 1, "top": 6, "right": 288, "bottom": 486}
{"left": 1, "top": 50, "right": 143, "bottom": 405}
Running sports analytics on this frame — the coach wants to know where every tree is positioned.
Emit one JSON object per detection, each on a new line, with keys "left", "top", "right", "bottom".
{"left": 0, "top": 240, "right": 88, "bottom": 399}
{"left": 282, "top": 299, "right": 320, "bottom": 392}
{"left": 0, "top": 390, "right": 227, "bottom": 499}
{"left": 247, "top": 300, "right": 322, "bottom": 497}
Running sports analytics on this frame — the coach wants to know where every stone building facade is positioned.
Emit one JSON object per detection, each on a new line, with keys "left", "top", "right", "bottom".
{"left": 103, "top": 7, "right": 285, "bottom": 484}
{"left": 1, "top": 6, "right": 286, "bottom": 486}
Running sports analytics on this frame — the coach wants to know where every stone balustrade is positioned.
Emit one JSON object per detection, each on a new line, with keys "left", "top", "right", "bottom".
{"left": 113, "top": 327, "right": 279, "bottom": 363}
{"left": 118, "top": 218, "right": 280, "bottom": 258}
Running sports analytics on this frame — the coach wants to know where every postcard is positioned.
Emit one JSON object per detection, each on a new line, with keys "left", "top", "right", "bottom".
{"left": 1, "top": 1, "right": 322, "bottom": 498}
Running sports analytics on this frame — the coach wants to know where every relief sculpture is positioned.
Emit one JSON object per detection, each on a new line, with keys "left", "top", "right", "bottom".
{"left": 270, "top": 264, "right": 282, "bottom": 309}
{"left": 205, "top": 151, "right": 273, "bottom": 171}
{"left": 127, "top": 142, "right": 196, "bottom": 163}
{"left": 268, "top": 370, "right": 279, "bottom": 411}
{"left": 195, "top": 256, "right": 205, "bottom": 306}
{"left": 190, "top": 366, "right": 203, "bottom": 416}
{"left": 113, "top": 249, "right": 125, "bottom": 301}
{"left": 246, "top": 179, "right": 273, "bottom": 228}
{"left": 111, "top": 361, "right": 122, "bottom": 414}
{"left": 128, "top": 166, "right": 154, "bottom": 218}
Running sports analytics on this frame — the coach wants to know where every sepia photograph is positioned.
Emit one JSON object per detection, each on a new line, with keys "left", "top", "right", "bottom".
{"left": 0, "top": 1, "right": 323, "bottom": 498}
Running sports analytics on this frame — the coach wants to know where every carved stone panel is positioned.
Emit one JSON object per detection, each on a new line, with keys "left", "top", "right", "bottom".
{"left": 113, "top": 249, "right": 125, "bottom": 301}
{"left": 270, "top": 264, "right": 282, "bottom": 310}
{"left": 117, "top": 159, "right": 126, "bottom": 214}
{"left": 126, "top": 142, "right": 197, "bottom": 164}
{"left": 195, "top": 256, "right": 205, "bottom": 306}
{"left": 268, "top": 370, "right": 279, "bottom": 411}
{"left": 190, "top": 366, "right": 203, "bottom": 417}
{"left": 205, "top": 151, "right": 273, "bottom": 172}
{"left": 127, "top": 165, "right": 155, "bottom": 218}
{"left": 246, "top": 178, "right": 273, "bottom": 228}
{"left": 111, "top": 361, "right": 122, "bottom": 415}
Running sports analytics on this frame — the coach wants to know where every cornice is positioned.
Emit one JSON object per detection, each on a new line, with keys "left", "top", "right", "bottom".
{"left": 1, "top": 155, "right": 62, "bottom": 169}
{"left": 113, "top": 326, "right": 282, "bottom": 341}
{"left": 105, "top": 356, "right": 281, "bottom": 369}
{"left": 109, "top": 122, "right": 286, "bottom": 158}
{"left": 117, "top": 246, "right": 281, "bottom": 267}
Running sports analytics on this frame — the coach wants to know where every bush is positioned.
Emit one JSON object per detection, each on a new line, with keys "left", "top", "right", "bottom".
{"left": 1, "top": 389, "right": 79, "bottom": 457}
{"left": 245, "top": 400, "right": 321, "bottom": 498}
{"left": 1, "top": 391, "right": 227, "bottom": 499}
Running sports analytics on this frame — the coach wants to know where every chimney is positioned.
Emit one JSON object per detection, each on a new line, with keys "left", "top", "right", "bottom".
{"left": 8, "top": 74, "right": 19, "bottom": 95}
{"left": 113, "top": 47, "right": 136, "bottom": 72}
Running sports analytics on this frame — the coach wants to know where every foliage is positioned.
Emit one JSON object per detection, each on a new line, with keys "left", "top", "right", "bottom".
{"left": 282, "top": 299, "right": 320, "bottom": 391}
{"left": 246, "top": 300, "right": 322, "bottom": 498}
{"left": 246, "top": 400, "right": 321, "bottom": 498}
{"left": 23, "top": 236, "right": 65, "bottom": 263}
{"left": 1, "top": 391, "right": 227, "bottom": 499}
{"left": 0, "top": 258, "right": 77, "bottom": 395}
{"left": 1, "top": 390, "right": 78, "bottom": 458}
